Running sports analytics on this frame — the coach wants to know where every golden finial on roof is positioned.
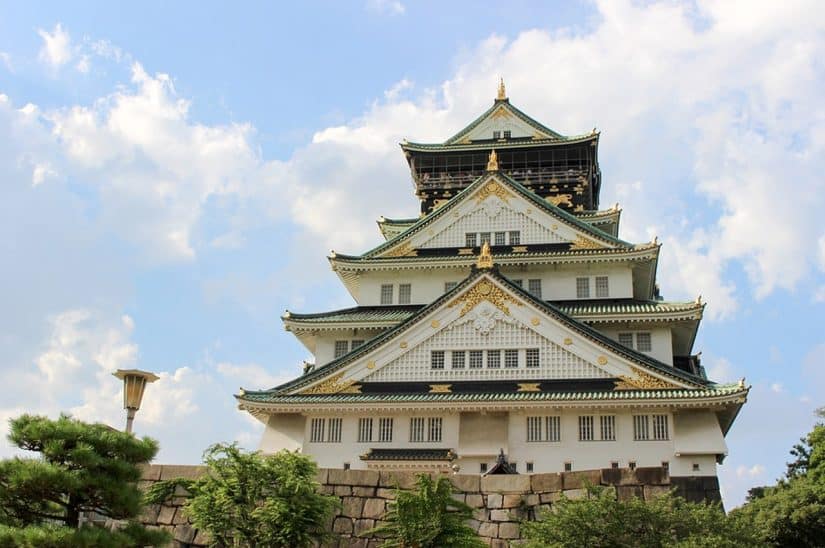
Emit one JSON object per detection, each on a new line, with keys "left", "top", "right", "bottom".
{"left": 477, "top": 241, "right": 493, "bottom": 269}
{"left": 497, "top": 78, "right": 507, "bottom": 100}
{"left": 487, "top": 149, "right": 499, "bottom": 171}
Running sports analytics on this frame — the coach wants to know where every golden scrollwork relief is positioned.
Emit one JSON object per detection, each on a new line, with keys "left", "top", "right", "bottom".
{"left": 429, "top": 384, "right": 452, "bottom": 393}
{"left": 614, "top": 369, "right": 679, "bottom": 390}
{"left": 475, "top": 180, "right": 512, "bottom": 203}
{"left": 383, "top": 241, "right": 418, "bottom": 258}
{"left": 517, "top": 383, "right": 541, "bottom": 392}
{"left": 570, "top": 235, "right": 602, "bottom": 250}
{"left": 430, "top": 320, "right": 440, "bottom": 328}
{"left": 300, "top": 373, "right": 358, "bottom": 395}
{"left": 448, "top": 279, "right": 523, "bottom": 317}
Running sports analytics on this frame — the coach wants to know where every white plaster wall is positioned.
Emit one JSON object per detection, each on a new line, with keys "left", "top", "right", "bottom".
{"left": 259, "top": 414, "right": 305, "bottom": 453}
{"left": 464, "top": 110, "right": 537, "bottom": 141}
{"left": 313, "top": 329, "right": 386, "bottom": 366}
{"left": 355, "top": 264, "right": 635, "bottom": 306}
{"left": 599, "top": 326, "right": 673, "bottom": 365}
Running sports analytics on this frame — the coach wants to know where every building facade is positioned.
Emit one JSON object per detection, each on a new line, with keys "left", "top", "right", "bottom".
{"left": 237, "top": 82, "right": 747, "bottom": 482}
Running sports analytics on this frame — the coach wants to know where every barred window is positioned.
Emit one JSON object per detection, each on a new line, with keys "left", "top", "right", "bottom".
{"left": 444, "top": 281, "right": 458, "bottom": 293}
{"left": 327, "top": 418, "right": 342, "bottom": 443}
{"left": 509, "top": 231, "right": 521, "bottom": 245}
{"left": 505, "top": 349, "right": 519, "bottom": 368}
{"left": 310, "top": 418, "right": 325, "bottom": 443}
{"left": 487, "top": 350, "right": 501, "bottom": 369}
{"left": 511, "top": 279, "right": 523, "bottom": 288}
{"left": 503, "top": 130, "right": 511, "bottom": 139}
{"left": 527, "top": 416, "right": 561, "bottom": 443}
{"left": 398, "top": 283, "right": 411, "bottom": 304}
{"left": 636, "top": 333, "right": 652, "bottom": 352}
{"left": 492, "top": 130, "right": 501, "bottom": 139}
{"left": 431, "top": 350, "right": 445, "bottom": 370}
{"left": 351, "top": 339, "right": 364, "bottom": 350}
{"left": 409, "top": 417, "right": 425, "bottom": 442}
{"left": 633, "top": 415, "right": 650, "bottom": 441}
{"left": 595, "top": 276, "right": 609, "bottom": 298}
{"left": 358, "top": 418, "right": 373, "bottom": 443}
{"left": 334, "top": 340, "right": 349, "bottom": 358}
{"left": 546, "top": 416, "right": 561, "bottom": 442}
{"left": 528, "top": 279, "right": 542, "bottom": 298}
{"left": 527, "top": 416, "right": 543, "bottom": 442}
{"left": 526, "top": 462, "right": 534, "bottom": 473}
{"left": 479, "top": 232, "right": 491, "bottom": 245}
{"left": 378, "top": 417, "right": 393, "bottom": 443}
{"left": 600, "top": 415, "right": 616, "bottom": 441}
{"left": 480, "top": 463, "right": 488, "bottom": 473}
{"left": 469, "top": 350, "right": 483, "bottom": 369}
{"left": 579, "top": 415, "right": 594, "bottom": 441}
{"left": 576, "top": 277, "right": 590, "bottom": 298}
{"left": 652, "top": 415, "right": 669, "bottom": 440}
{"left": 618, "top": 333, "right": 634, "bottom": 347}
{"left": 494, "top": 232, "right": 506, "bottom": 246}
{"left": 428, "top": 417, "right": 443, "bottom": 442}
{"left": 451, "top": 351, "right": 465, "bottom": 369}
{"left": 380, "top": 284, "right": 393, "bottom": 304}
{"left": 465, "top": 233, "right": 478, "bottom": 247}
{"left": 525, "top": 348, "right": 540, "bottom": 368}
{"left": 564, "top": 462, "right": 572, "bottom": 472}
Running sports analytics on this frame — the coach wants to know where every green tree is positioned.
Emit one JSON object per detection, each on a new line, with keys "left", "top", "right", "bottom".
{"left": 0, "top": 414, "right": 168, "bottom": 547}
{"left": 147, "top": 444, "right": 338, "bottom": 548}
{"left": 521, "top": 485, "right": 760, "bottom": 548}
{"left": 365, "top": 474, "right": 485, "bottom": 548}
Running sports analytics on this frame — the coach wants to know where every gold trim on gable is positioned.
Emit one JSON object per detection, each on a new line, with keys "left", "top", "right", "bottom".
{"left": 475, "top": 180, "right": 512, "bottom": 203}
{"left": 383, "top": 241, "right": 418, "bottom": 257}
{"left": 570, "top": 235, "right": 603, "bottom": 250}
{"left": 448, "top": 279, "right": 524, "bottom": 317}
{"left": 301, "top": 373, "right": 357, "bottom": 395}
{"left": 614, "top": 369, "right": 680, "bottom": 390}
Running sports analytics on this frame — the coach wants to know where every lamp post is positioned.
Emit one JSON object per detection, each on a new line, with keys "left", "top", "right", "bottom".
{"left": 112, "top": 369, "right": 159, "bottom": 433}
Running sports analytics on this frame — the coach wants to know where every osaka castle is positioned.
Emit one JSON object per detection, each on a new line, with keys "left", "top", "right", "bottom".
{"left": 237, "top": 81, "right": 748, "bottom": 480}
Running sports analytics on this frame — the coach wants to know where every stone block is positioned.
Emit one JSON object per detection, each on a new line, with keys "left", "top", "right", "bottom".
{"left": 562, "top": 469, "right": 601, "bottom": 490}
{"left": 489, "top": 509, "right": 511, "bottom": 522}
{"left": 139, "top": 504, "right": 160, "bottom": 524}
{"left": 159, "top": 465, "right": 206, "bottom": 481}
{"left": 341, "top": 496, "right": 365, "bottom": 518}
{"left": 616, "top": 485, "right": 644, "bottom": 501}
{"left": 376, "top": 488, "right": 397, "bottom": 499}
{"left": 491, "top": 540, "right": 509, "bottom": 548}
{"left": 157, "top": 505, "right": 176, "bottom": 525}
{"left": 450, "top": 473, "right": 480, "bottom": 493}
{"left": 502, "top": 494, "right": 523, "bottom": 508}
{"left": 466, "top": 493, "right": 485, "bottom": 508}
{"left": 531, "top": 472, "right": 562, "bottom": 493}
{"left": 351, "top": 469, "right": 381, "bottom": 487}
{"left": 636, "top": 466, "right": 667, "bottom": 485}
{"left": 481, "top": 474, "right": 531, "bottom": 493}
{"left": 540, "top": 492, "right": 561, "bottom": 503}
{"left": 451, "top": 493, "right": 466, "bottom": 504}
{"left": 644, "top": 485, "right": 671, "bottom": 500}
{"left": 193, "top": 528, "right": 210, "bottom": 545}
{"left": 363, "top": 498, "right": 386, "bottom": 519}
{"left": 487, "top": 493, "right": 503, "bottom": 508}
{"left": 379, "top": 470, "right": 420, "bottom": 489}
{"left": 172, "top": 507, "right": 190, "bottom": 524}
{"left": 353, "top": 486, "right": 376, "bottom": 497}
{"left": 333, "top": 517, "right": 353, "bottom": 535}
{"left": 139, "top": 463, "right": 162, "bottom": 481}
{"left": 319, "top": 484, "right": 334, "bottom": 495}
{"left": 174, "top": 523, "right": 196, "bottom": 543}
{"left": 347, "top": 539, "right": 369, "bottom": 548}
{"left": 315, "top": 468, "right": 329, "bottom": 484}
{"left": 600, "top": 467, "right": 637, "bottom": 486}
{"left": 499, "top": 522, "right": 521, "bottom": 539}
{"left": 137, "top": 480, "right": 154, "bottom": 493}
{"left": 523, "top": 493, "right": 539, "bottom": 507}
{"left": 478, "top": 522, "right": 498, "bottom": 538}
{"left": 562, "top": 488, "right": 586, "bottom": 500}
{"left": 354, "top": 518, "right": 375, "bottom": 537}
{"left": 535, "top": 503, "right": 553, "bottom": 516}
{"left": 465, "top": 518, "right": 481, "bottom": 532}
{"left": 473, "top": 508, "right": 489, "bottom": 521}
{"left": 334, "top": 485, "right": 352, "bottom": 496}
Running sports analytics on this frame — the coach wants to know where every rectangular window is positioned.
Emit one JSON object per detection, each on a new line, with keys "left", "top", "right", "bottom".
{"left": 527, "top": 416, "right": 543, "bottom": 442}
{"left": 503, "top": 130, "right": 511, "bottom": 139}
{"left": 410, "top": 417, "right": 425, "bottom": 442}
{"left": 525, "top": 348, "right": 540, "bottom": 368}
{"left": 634, "top": 415, "right": 650, "bottom": 441}
{"left": 431, "top": 350, "right": 445, "bottom": 370}
{"left": 398, "top": 283, "right": 411, "bottom": 304}
{"left": 528, "top": 279, "right": 542, "bottom": 298}
{"left": 494, "top": 232, "right": 506, "bottom": 246}
{"left": 618, "top": 333, "right": 634, "bottom": 348}
{"left": 576, "top": 277, "right": 590, "bottom": 298}
{"left": 469, "top": 350, "right": 483, "bottom": 369}
{"left": 492, "top": 130, "right": 501, "bottom": 139}
{"left": 480, "top": 463, "right": 488, "bottom": 473}
{"left": 334, "top": 340, "right": 349, "bottom": 358}
{"left": 629, "top": 461, "right": 637, "bottom": 470}
{"left": 579, "top": 416, "right": 594, "bottom": 441}
{"left": 358, "top": 418, "right": 373, "bottom": 443}
{"left": 509, "top": 231, "right": 521, "bottom": 245}
{"left": 380, "top": 284, "right": 394, "bottom": 305}
{"left": 505, "top": 349, "right": 519, "bottom": 368}
{"left": 600, "top": 415, "right": 616, "bottom": 441}
{"left": 378, "top": 417, "right": 393, "bottom": 443}
{"left": 451, "top": 351, "right": 465, "bottom": 369}
{"left": 428, "top": 417, "right": 443, "bottom": 442}
{"left": 444, "top": 281, "right": 458, "bottom": 293}
{"left": 526, "top": 462, "right": 534, "bottom": 473}
{"left": 310, "top": 418, "right": 325, "bottom": 443}
{"left": 487, "top": 350, "right": 501, "bottom": 369}
{"left": 465, "top": 233, "right": 478, "bottom": 247}
{"left": 611, "top": 461, "right": 619, "bottom": 469}
{"left": 479, "top": 232, "right": 491, "bottom": 245}
{"left": 511, "top": 462, "right": 517, "bottom": 472}
{"left": 343, "top": 462, "right": 350, "bottom": 470}
{"left": 511, "top": 279, "right": 523, "bottom": 288}
{"left": 652, "top": 415, "right": 669, "bottom": 440}
{"left": 351, "top": 339, "right": 364, "bottom": 350}
{"left": 546, "top": 416, "right": 561, "bottom": 442}
{"left": 327, "top": 418, "right": 342, "bottom": 443}
{"left": 564, "top": 462, "right": 572, "bottom": 472}
{"left": 595, "top": 276, "right": 609, "bottom": 298}
{"left": 636, "top": 333, "right": 652, "bottom": 352}
{"left": 662, "top": 461, "right": 670, "bottom": 473}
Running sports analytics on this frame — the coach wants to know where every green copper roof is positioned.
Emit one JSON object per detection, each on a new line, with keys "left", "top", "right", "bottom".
{"left": 401, "top": 135, "right": 597, "bottom": 153}
{"left": 238, "top": 384, "right": 747, "bottom": 405}
{"left": 285, "top": 305, "right": 421, "bottom": 325}
{"left": 444, "top": 99, "right": 567, "bottom": 144}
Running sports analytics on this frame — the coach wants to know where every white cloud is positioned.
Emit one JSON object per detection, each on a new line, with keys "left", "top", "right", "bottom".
{"left": 0, "top": 52, "right": 11, "bottom": 71}
{"left": 217, "top": 362, "right": 290, "bottom": 390}
{"left": 705, "top": 356, "right": 740, "bottom": 383}
{"left": 37, "top": 23, "right": 73, "bottom": 68}
{"left": 736, "top": 464, "right": 766, "bottom": 479}
{"left": 366, "top": 0, "right": 405, "bottom": 16}
{"left": 771, "top": 383, "right": 784, "bottom": 393}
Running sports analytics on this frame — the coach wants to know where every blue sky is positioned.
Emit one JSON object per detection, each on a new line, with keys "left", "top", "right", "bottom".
{"left": 0, "top": 0, "right": 822, "bottom": 508}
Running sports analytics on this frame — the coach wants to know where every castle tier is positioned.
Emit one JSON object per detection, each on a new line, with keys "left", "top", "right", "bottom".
{"left": 237, "top": 83, "right": 747, "bottom": 485}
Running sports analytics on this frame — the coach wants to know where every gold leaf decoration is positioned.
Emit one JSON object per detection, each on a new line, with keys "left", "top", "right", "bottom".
{"left": 366, "top": 361, "right": 376, "bottom": 370}
{"left": 448, "top": 279, "right": 524, "bottom": 317}
{"left": 570, "top": 235, "right": 602, "bottom": 250}
{"left": 563, "top": 337, "right": 573, "bottom": 345}
{"left": 547, "top": 194, "right": 573, "bottom": 207}
{"left": 430, "top": 320, "right": 440, "bottom": 328}
{"left": 475, "top": 180, "right": 512, "bottom": 203}
{"left": 429, "top": 384, "right": 452, "bottom": 393}
{"left": 614, "top": 369, "right": 679, "bottom": 390}
{"left": 301, "top": 373, "right": 357, "bottom": 395}
{"left": 383, "top": 241, "right": 418, "bottom": 258}
{"left": 517, "top": 383, "right": 541, "bottom": 392}
{"left": 597, "top": 356, "right": 608, "bottom": 365}
{"left": 530, "top": 317, "right": 540, "bottom": 326}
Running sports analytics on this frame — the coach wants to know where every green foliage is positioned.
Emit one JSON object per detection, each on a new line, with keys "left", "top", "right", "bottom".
{"left": 0, "top": 414, "right": 168, "bottom": 546}
{"left": 521, "top": 485, "right": 760, "bottom": 548}
{"left": 142, "top": 477, "right": 195, "bottom": 506}
{"left": 366, "top": 474, "right": 485, "bottom": 548}
{"left": 160, "top": 443, "right": 337, "bottom": 548}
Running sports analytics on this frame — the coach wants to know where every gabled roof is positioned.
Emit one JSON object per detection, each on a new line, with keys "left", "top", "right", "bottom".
{"left": 347, "top": 171, "right": 632, "bottom": 261}
{"left": 445, "top": 99, "right": 565, "bottom": 144}
{"left": 242, "top": 266, "right": 712, "bottom": 400}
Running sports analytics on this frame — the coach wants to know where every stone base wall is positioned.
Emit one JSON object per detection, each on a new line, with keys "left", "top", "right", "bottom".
{"left": 138, "top": 464, "right": 719, "bottom": 547}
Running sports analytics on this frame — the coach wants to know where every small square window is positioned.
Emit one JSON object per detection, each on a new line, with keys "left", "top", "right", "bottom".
{"left": 618, "top": 333, "right": 634, "bottom": 348}
{"left": 505, "top": 349, "right": 519, "bottom": 368}
{"left": 611, "top": 461, "right": 619, "bottom": 469}
{"left": 503, "top": 130, "right": 511, "bottom": 139}
{"left": 343, "top": 462, "right": 350, "bottom": 470}
{"left": 487, "top": 350, "right": 501, "bottom": 369}
{"left": 469, "top": 350, "right": 483, "bottom": 369}
{"left": 398, "top": 283, "right": 412, "bottom": 304}
{"left": 636, "top": 333, "right": 652, "bottom": 352}
{"left": 480, "top": 462, "right": 488, "bottom": 473}
{"left": 431, "top": 350, "right": 445, "bottom": 370}
{"left": 494, "top": 232, "right": 506, "bottom": 246}
{"left": 492, "top": 130, "right": 501, "bottom": 139}
{"left": 509, "top": 231, "right": 520, "bottom": 245}
{"left": 576, "top": 277, "right": 590, "bottom": 298}
{"left": 692, "top": 463, "right": 700, "bottom": 472}
{"left": 526, "top": 462, "right": 534, "bottom": 473}
{"left": 465, "top": 233, "right": 478, "bottom": 247}
{"left": 351, "top": 339, "right": 364, "bottom": 350}
{"left": 479, "top": 232, "right": 491, "bottom": 245}
{"left": 451, "top": 351, "right": 465, "bottom": 369}
{"left": 629, "top": 461, "right": 637, "bottom": 470}
{"left": 444, "top": 281, "right": 458, "bottom": 293}
{"left": 525, "top": 348, "right": 539, "bottom": 368}
{"left": 380, "top": 284, "right": 394, "bottom": 305}
{"left": 528, "top": 279, "right": 542, "bottom": 298}
{"left": 511, "top": 279, "right": 523, "bottom": 288}
{"left": 662, "top": 461, "right": 670, "bottom": 473}
{"left": 564, "top": 462, "right": 572, "bottom": 472}
{"left": 595, "top": 276, "right": 609, "bottom": 298}
{"left": 334, "top": 340, "right": 349, "bottom": 358}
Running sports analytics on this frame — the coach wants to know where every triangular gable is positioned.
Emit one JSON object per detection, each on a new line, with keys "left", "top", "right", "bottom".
{"left": 368, "top": 172, "right": 630, "bottom": 259}
{"left": 444, "top": 100, "right": 565, "bottom": 145}
{"left": 271, "top": 269, "right": 709, "bottom": 396}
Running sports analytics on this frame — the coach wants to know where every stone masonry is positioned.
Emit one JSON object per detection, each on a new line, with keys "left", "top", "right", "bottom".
{"left": 137, "top": 464, "right": 719, "bottom": 547}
